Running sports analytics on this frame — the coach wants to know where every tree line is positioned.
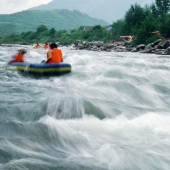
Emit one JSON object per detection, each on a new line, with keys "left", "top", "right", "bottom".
{"left": 0, "top": 25, "right": 112, "bottom": 46}
{"left": 1, "top": 0, "right": 170, "bottom": 46}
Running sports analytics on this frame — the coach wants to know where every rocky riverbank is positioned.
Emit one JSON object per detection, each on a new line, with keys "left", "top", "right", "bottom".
{"left": 72, "top": 39, "right": 170, "bottom": 55}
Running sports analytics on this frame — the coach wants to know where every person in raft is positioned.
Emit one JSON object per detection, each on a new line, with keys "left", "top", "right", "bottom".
{"left": 45, "top": 43, "right": 63, "bottom": 63}
{"left": 8, "top": 49, "right": 26, "bottom": 64}
{"left": 43, "top": 43, "right": 49, "bottom": 49}
{"left": 34, "top": 43, "right": 41, "bottom": 48}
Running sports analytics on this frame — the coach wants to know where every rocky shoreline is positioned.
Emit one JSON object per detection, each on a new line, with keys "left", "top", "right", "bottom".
{"left": 72, "top": 39, "right": 170, "bottom": 55}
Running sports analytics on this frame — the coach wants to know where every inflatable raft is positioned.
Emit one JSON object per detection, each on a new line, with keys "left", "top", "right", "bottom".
{"left": 6, "top": 62, "right": 71, "bottom": 77}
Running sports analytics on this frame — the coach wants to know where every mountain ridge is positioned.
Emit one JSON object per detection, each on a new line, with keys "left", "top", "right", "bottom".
{"left": 0, "top": 9, "right": 108, "bottom": 38}
{"left": 29, "top": 0, "right": 154, "bottom": 23}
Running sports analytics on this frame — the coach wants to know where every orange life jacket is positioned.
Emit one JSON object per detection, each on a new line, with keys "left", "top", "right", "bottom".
{"left": 46, "top": 48, "right": 63, "bottom": 63}
{"left": 13, "top": 53, "right": 24, "bottom": 62}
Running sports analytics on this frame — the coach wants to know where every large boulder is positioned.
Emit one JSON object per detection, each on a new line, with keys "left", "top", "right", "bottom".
{"left": 136, "top": 44, "right": 145, "bottom": 51}
{"left": 152, "top": 39, "right": 162, "bottom": 47}
{"left": 164, "top": 46, "right": 170, "bottom": 55}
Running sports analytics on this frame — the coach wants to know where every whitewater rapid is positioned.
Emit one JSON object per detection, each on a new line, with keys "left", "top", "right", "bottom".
{"left": 0, "top": 45, "right": 170, "bottom": 170}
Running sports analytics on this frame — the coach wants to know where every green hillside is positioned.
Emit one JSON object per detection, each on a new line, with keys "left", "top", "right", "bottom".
{"left": 0, "top": 9, "right": 108, "bottom": 38}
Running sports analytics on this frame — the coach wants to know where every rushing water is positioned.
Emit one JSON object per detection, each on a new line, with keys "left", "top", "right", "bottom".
{"left": 0, "top": 45, "right": 170, "bottom": 170}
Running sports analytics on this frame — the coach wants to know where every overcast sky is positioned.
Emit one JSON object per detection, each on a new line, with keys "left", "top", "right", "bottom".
{"left": 0, "top": 0, "right": 52, "bottom": 14}
{"left": 1, "top": 0, "right": 154, "bottom": 15}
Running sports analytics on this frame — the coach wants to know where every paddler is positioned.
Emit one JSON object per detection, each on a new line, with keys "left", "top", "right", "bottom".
{"left": 8, "top": 49, "right": 26, "bottom": 64}
{"left": 45, "top": 43, "right": 63, "bottom": 63}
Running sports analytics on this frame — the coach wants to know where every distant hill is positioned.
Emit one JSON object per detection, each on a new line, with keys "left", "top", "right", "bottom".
{"left": 0, "top": 9, "right": 108, "bottom": 38}
{"left": 29, "top": 0, "right": 154, "bottom": 23}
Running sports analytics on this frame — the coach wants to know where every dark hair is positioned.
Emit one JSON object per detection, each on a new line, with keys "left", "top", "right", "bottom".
{"left": 50, "top": 43, "right": 58, "bottom": 49}
{"left": 18, "top": 49, "right": 27, "bottom": 54}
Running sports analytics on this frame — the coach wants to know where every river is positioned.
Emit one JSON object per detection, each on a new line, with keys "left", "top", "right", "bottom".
{"left": 0, "top": 45, "right": 170, "bottom": 170}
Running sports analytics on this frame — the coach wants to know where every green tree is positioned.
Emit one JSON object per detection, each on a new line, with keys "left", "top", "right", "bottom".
{"left": 132, "top": 11, "right": 160, "bottom": 45}
{"left": 49, "top": 28, "right": 56, "bottom": 37}
{"left": 125, "top": 3, "right": 146, "bottom": 31}
{"left": 160, "top": 14, "right": 170, "bottom": 37}
{"left": 36, "top": 25, "right": 48, "bottom": 34}
{"left": 111, "top": 19, "right": 127, "bottom": 39}
{"left": 90, "top": 25, "right": 106, "bottom": 40}
{"left": 151, "top": 0, "right": 170, "bottom": 20}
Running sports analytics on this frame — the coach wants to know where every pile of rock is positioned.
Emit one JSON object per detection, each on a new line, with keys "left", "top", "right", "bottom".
{"left": 131, "top": 39, "right": 170, "bottom": 55}
{"left": 71, "top": 39, "right": 170, "bottom": 55}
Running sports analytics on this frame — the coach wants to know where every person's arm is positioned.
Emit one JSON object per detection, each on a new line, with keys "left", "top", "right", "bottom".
{"left": 45, "top": 58, "right": 51, "bottom": 63}
{"left": 61, "top": 51, "right": 63, "bottom": 62}
{"left": 59, "top": 49, "right": 63, "bottom": 62}
{"left": 45, "top": 50, "right": 52, "bottom": 63}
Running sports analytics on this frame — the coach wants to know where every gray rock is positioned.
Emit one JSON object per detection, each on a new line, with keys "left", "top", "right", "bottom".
{"left": 164, "top": 46, "right": 170, "bottom": 55}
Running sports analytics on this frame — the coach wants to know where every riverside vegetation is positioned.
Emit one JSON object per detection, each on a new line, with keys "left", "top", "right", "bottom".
{"left": 1, "top": 0, "right": 170, "bottom": 52}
